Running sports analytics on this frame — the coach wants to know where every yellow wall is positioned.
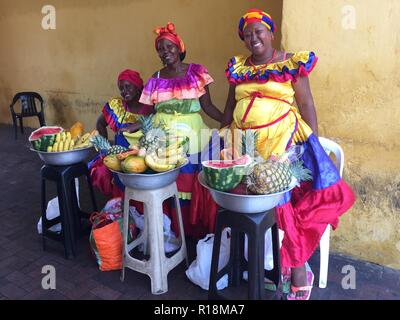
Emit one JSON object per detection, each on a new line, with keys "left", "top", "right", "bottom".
{"left": 282, "top": 0, "right": 400, "bottom": 268}
{"left": 0, "top": 0, "right": 282, "bottom": 132}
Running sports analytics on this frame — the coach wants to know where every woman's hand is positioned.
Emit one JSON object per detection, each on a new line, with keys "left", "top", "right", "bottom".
{"left": 118, "top": 122, "right": 142, "bottom": 134}
{"left": 292, "top": 76, "right": 319, "bottom": 136}
{"left": 96, "top": 114, "right": 108, "bottom": 139}
{"left": 199, "top": 85, "right": 224, "bottom": 122}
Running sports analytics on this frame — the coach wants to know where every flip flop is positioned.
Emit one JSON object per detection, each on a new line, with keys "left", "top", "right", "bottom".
{"left": 287, "top": 269, "right": 314, "bottom": 300}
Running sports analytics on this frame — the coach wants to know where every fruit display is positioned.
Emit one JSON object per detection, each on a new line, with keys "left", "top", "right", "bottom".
{"left": 93, "top": 115, "right": 189, "bottom": 175}
{"left": 29, "top": 126, "right": 64, "bottom": 152}
{"left": 29, "top": 123, "right": 98, "bottom": 152}
{"left": 202, "top": 155, "right": 253, "bottom": 192}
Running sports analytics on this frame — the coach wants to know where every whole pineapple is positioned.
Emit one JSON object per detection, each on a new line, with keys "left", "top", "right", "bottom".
{"left": 90, "top": 135, "right": 128, "bottom": 155}
{"left": 246, "top": 159, "right": 312, "bottom": 194}
{"left": 138, "top": 115, "right": 167, "bottom": 153}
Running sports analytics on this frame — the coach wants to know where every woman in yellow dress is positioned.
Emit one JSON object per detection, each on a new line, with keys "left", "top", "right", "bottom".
{"left": 221, "top": 9, "right": 355, "bottom": 300}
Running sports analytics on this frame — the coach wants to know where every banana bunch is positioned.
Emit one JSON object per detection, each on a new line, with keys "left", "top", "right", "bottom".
{"left": 74, "top": 131, "right": 92, "bottom": 149}
{"left": 145, "top": 140, "right": 188, "bottom": 172}
{"left": 47, "top": 132, "right": 74, "bottom": 152}
{"left": 46, "top": 129, "right": 98, "bottom": 152}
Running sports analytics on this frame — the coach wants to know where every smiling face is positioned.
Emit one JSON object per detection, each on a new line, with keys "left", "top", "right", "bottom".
{"left": 118, "top": 80, "right": 139, "bottom": 102}
{"left": 156, "top": 38, "right": 181, "bottom": 66}
{"left": 243, "top": 22, "right": 273, "bottom": 56}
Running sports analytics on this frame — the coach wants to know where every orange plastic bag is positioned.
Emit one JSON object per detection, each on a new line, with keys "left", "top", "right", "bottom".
{"left": 90, "top": 212, "right": 123, "bottom": 271}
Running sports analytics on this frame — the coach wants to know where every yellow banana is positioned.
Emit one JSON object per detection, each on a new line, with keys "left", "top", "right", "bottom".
{"left": 47, "top": 146, "right": 53, "bottom": 152}
{"left": 157, "top": 146, "right": 184, "bottom": 158}
{"left": 58, "top": 141, "right": 64, "bottom": 152}
{"left": 145, "top": 154, "right": 175, "bottom": 172}
{"left": 66, "top": 132, "right": 72, "bottom": 141}
{"left": 69, "top": 139, "right": 75, "bottom": 150}
{"left": 64, "top": 138, "right": 71, "bottom": 151}
{"left": 55, "top": 133, "right": 61, "bottom": 143}
{"left": 52, "top": 142, "right": 58, "bottom": 152}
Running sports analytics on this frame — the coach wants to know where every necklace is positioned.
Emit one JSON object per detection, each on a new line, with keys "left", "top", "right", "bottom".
{"left": 249, "top": 49, "right": 277, "bottom": 70}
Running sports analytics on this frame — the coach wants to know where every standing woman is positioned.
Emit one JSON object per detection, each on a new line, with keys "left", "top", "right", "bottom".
{"left": 140, "top": 22, "right": 223, "bottom": 237}
{"left": 221, "top": 9, "right": 355, "bottom": 300}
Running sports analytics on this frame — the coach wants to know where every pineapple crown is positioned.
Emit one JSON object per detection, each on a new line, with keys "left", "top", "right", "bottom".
{"left": 90, "top": 135, "right": 111, "bottom": 152}
{"left": 289, "top": 160, "right": 313, "bottom": 182}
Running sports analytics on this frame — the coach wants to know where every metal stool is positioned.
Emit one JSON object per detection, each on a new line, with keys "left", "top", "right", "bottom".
{"left": 208, "top": 209, "right": 282, "bottom": 300}
{"left": 121, "top": 181, "right": 188, "bottom": 294}
{"left": 41, "top": 162, "right": 97, "bottom": 258}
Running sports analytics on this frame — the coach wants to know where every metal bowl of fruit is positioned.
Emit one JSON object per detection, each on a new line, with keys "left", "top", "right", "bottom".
{"left": 30, "top": 146, "right": 94, "bottom": 166}
{"left": 198, "top": 171, "right": 297, "bottom": 214}
{"left": 110, "top": 159, "right": 188, "bottom": 190}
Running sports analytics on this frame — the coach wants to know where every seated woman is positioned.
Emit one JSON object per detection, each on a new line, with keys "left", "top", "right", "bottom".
{"left": 221, "top": 9, "right": 356, "bottom": 300}
{"left": 89, "top": 69, "right": 153, "bottom": 198}
{"left": 139, "top": 22, "right": 223, "bottom": 237}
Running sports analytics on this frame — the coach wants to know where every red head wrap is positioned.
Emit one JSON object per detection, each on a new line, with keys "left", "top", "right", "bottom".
{"left": 154, "top": 22, "right": 185, "bottom": 53}
{"left": 117, "top": 69, "right": 143, "bottom": 90}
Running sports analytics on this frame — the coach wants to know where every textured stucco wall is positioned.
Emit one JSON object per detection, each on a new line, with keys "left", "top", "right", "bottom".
{"left": 282, "top": 0, "right": 400, "bottom": 268}
{"left": 0, "top": 0, "right": 282, "bottom": 132}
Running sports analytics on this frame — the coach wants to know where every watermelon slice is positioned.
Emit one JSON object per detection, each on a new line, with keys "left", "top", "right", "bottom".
{"left": 29, "top": 126, "right": 63, "bottom": 151}
{"left": 202, "top": 155, "right": 253, "bottom": 191}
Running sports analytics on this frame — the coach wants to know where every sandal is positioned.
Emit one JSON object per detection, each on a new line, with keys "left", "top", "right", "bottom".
{"left": 287, "top": 269, "right": 314, "bottom": 300}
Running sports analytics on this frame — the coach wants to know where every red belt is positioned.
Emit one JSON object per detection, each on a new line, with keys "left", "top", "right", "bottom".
{"left": 240, "top": 92, "right": 293, "bottom": 130}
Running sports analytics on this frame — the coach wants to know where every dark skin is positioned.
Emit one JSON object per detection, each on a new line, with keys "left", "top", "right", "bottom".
{"left": 221, "top": 22, "right": 319, "bottom": 298}
{"left": 96, "top": 79, "right": 147, "bottom": 139}
{"left": 154, "top": 38, "right": 223, "bottom": 122}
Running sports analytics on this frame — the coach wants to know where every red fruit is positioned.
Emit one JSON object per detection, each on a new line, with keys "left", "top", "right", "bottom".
{"left": 229, "top": 182, "right": 250, "bottom": 195}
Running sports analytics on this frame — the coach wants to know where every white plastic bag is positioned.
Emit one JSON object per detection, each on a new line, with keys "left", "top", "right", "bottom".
{"left": 37, "top": 178, "right": 80, "bottom": 234}
{"left": 185, "top": 228, "right": 231, "bottom": 291}
{"left": 244, "top": 228, "right": 284, "bottom": 270}
{"left": 129, "top": 206, "right": 180, "bottom": 253}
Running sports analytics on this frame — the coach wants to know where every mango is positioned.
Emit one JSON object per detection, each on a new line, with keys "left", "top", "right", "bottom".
{"left": 103, "top": 154, "right": 122, "bottom": 172}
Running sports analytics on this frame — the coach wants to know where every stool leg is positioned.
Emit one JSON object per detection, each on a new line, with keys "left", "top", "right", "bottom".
{"left": 208, "top": 219, "right": 223, "bottom": 299}
{"left": 230, "top": 229, "right": 241, "bottom": 287}
{"left": 147, "top": 198, "right": 168, "bottom": 294}
{"left": 57, "top": 180, "right": 74, "bottom": 259}
{"left": 270, "top": 223, "right": 283, "bottom": 300}
{"left": 41, "top": 178, "right": 47, "bottom": 251}
{"left": 121, "top": 190, "right": 131, "bottom": 282}
{"left": 247, "top": 231, "right": 261, "bottom": 300}
{"left": 173, "top": 192, "right": 188, "bottom": 267}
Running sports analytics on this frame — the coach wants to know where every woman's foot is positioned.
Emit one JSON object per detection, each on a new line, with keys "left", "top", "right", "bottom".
{"left": 288, "top": 265, "right": 313, "bottom": 300}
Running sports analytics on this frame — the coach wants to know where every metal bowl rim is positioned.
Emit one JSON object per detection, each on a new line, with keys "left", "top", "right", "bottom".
{"left": 30, "top": 146, "right": 93, "bottom": 154}
{"left": 109, "top": 159, "right": 189, "bottom": 177}
{"left": 198, "top": 171, "right": 297, "bottom": 198}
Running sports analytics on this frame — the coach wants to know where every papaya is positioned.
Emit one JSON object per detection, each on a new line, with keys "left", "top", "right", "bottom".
{"left": 70, "top": 122, "right": 84, "bottom": 140}
{"left": 121, "top": 155, "right": 147, "bottom": 173}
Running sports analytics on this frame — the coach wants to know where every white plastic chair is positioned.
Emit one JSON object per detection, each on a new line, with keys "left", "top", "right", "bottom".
{"left": 318, "top": 137, "right": 344, "bottom": 288}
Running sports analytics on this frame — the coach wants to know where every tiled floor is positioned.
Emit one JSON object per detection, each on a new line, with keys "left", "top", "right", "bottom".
{"left": 0, "top": 124, "right": 399, "bottom": 300}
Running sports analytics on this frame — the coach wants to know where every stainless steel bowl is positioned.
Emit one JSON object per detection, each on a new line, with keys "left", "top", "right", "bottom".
{"left": 198, "top": 171, "right": 297, "bottom": 214}
{"left": 111, "top": 160, "right": 188, "bottom": 190}
{"left": 30, "top": 146, "right": 94, "bottom": 166}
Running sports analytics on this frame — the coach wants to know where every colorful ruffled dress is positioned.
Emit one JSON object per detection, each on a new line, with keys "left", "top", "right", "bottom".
{"left": 226, "top": 52, "right": 355, "bottom": 268}
{"left": 89, "top": 97, "right": 153, "bottom": 198}
{"left": 139, "top": 63, "right": 219, "bottom": 237}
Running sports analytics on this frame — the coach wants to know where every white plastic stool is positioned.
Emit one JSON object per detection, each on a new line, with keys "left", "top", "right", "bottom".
{"left": 120, "top": 182, "right": 188, "bottom": 295}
